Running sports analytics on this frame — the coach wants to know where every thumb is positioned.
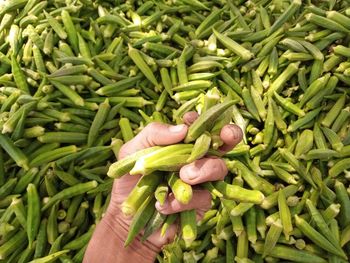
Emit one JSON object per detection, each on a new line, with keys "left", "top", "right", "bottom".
{"left": 118, "top": 122, "right": 188, "bottom": 159}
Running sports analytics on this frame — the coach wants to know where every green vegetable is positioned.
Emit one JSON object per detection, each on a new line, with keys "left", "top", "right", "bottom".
{"left": 0, "top": 0, "right": 349, "bottom": 261}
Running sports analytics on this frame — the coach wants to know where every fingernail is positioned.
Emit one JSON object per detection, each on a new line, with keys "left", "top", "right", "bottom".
{"left": 183, "top": 166, "right": 198, "bottom": 180}
{"left": 169, "top": 124, "right": 186, "bottom": 133}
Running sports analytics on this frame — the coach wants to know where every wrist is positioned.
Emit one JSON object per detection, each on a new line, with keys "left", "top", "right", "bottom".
{"left": 84, "top": 210, "right": 161, "bottom": 263}
{"left": 107, "top": 211, "right": 162, "bottom": 256}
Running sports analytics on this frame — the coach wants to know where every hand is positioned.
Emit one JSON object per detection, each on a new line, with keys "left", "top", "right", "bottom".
{"left": 84, "top": 112, "right": 243, "bottom": 263}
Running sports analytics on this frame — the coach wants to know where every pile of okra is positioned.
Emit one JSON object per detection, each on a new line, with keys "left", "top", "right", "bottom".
{"left": 0, "top": 0, "right": 350, "bottom": 262}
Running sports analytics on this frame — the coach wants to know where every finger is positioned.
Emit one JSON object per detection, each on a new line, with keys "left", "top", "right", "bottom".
{"left": 118, "top": 122, "right": 188, "bottom": 159}
{"left": 156, "top": 190, "right": 211, "bottom": 215}
{"left": 111, "top": 174, "right": 142, "bottom": 206}
{"left": 179, "top": 157, "right": 228, "bottom": 185}
{"left": 148, "top": 223, "right": 178, "bottom": 248}
{"left": 219, "top": 124, "right": 243, "bottom": 152}
{"left": 183, "top": 111, "right": 199, "bottom": 125}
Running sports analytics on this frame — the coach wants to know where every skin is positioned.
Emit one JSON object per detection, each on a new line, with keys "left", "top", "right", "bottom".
{"left": 83, "top": 112, "right": 243, "bottom": 262}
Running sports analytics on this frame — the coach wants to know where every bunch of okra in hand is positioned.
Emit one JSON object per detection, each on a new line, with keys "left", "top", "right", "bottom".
{"left": 107, "top": 92, "right": 265, "bottom": 247}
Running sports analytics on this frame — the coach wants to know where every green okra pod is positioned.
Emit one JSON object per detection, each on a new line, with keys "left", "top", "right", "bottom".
{"left": 253, "top": 242, "right": 328, "bottom": 263}
{"left": 130, "top": 144, "right": 193, "bottom": 175}
{"left": 107, "top": 146, "right": 161, "bottom": 178}
{"left": 305, "top": 199, "right": 342, "bottom": 251}
{"left": 27, "top": 184, "right": 41, "bottom": 249}
{"left": 213, "top": 29, "right": 253, "bottom": 61}
{"left": 185, "top": 100, "right": 236, "bottom": 143}
{"left": 122, "top": 172, "right": 162, "bottom": 216}
{"left": 167, "top": 172, "right": 193, "bottom": 205}
{"left": 124, "top": 197, "right": 155, "bottom": 247}
{"left": 181, "top": 209, "right": 197, "bottom": 248}
{"left": 41, "top": 181, "right": 98, "bottom": 211}
{"left": 278, "top": 189, "right": 293, "bottom": 240}
{"left": 295, "top": 215, "right": 347, "bottom": 259}
{"left": 161, "top": 214, "right": 177, "bottom": 237}
{"left": 263, "top": 219, "right": 282, "bottom": 258}
{"left": 0, "top": 134, "right": 29, "bottom": 170}
{"left": 214, "top": 181, "right": 264, "bottom": 204}
{"left": 155, "top": 183, "right": 169, "bottom": 206}
{"left": 187, "top": 132, "right": 211, "bottom": 163}
{"left": 87, "top": 99, "right": 110, "bottom": 147}
{"left": 334, "top": 180, "right": 350, "bottom": 227}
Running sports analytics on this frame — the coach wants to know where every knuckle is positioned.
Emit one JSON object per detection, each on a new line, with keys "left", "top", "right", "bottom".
{"left": 204, "top": 158, "right": 227, "bottom": 180}
{"left": 218, "top": 159, "right": 228, "bottom": 176}
{"left": 140, "top": 122, "right": 161, "bottom": 146}
{"left": 147, "top": 122, "right": 166, "bottom": 131}
{"left": 183, "top": 111, "right": 199, "bottom": 125}
{"left": 146, "top": 122, "right": 159, "bottom": 130}
{"left": 202, "top": 191, "right": 212, "bottom": 207}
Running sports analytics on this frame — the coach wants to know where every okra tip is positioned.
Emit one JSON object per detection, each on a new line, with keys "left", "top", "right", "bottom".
{"left": 106, "top": 168, "right": 117, "bottom": 178}
{"left": 20, "top": 160, "right": 30, "bottom": 171}
{"left": 121, "top": 203, "right": 136, "bottom": 217}
{"left": 129, "top": 159, "right": 148, "bottom": 175}
{"left": 75, "top": 98, "right": 85, "bottom": 107}
{"left": 2, "top": 124, "right": 13, "bottom": 134}
{"left": 177, "top": 189, "right": 193, "bottom": 205}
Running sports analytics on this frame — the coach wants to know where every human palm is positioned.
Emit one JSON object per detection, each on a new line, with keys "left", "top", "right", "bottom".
{"left": 84, "top": 112, "right": 243, "bottom": 262}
